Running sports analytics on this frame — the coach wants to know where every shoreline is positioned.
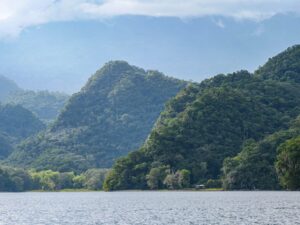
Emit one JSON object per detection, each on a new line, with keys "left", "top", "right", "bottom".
{"left": 1, "top": 188, "right": 298, "bottom": 193}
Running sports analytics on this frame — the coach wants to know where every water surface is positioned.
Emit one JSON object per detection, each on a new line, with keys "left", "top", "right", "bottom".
{"left": 0, "top": 191, "right": 299, "bottom": 225}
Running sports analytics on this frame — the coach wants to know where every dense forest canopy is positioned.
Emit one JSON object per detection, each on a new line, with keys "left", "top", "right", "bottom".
{"left": 0, "top": 104, "right": 45, "bottom": 140}
{"left": 0, "top": 104, "right": 45, "bottom": 159}
{"left": 222, "top": 116, "right": 300, "bottom": 190}
{"left": 104, "top": 45, "right": 300, "bottom": 191}
{"left": 276, "top": 135, "right": 300, "bottom": 190}
{"left": 5, "top": 90, "right": 69, "bottom": 123}
{"left": 7, "top": 61, "right": 187, "bottom": 172}
{"left": 0, "top": 75, "right": 69, "bottom": 122}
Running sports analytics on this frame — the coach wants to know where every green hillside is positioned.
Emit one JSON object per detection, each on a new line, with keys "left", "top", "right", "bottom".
{"left": 0, "top": 75, "right": 69, "bottom": 122}
{"left": 8, "top": 61, "right": 187, "bottom": 172}
{"left": 5, "top": 90, "right": 69, "bottom": 123}
{"left": 0, "top": 104, "right": 45, "bottom": 159}
{"left": 104, "top": 45, "right": 300, "bottom": 190}
{"left": 222, "top": 116, "right": 300, "bottom": 190}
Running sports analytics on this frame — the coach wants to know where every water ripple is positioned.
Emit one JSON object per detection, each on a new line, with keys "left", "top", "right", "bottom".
{"left": 0, "top": 191, "right": 299, "bottom": 225}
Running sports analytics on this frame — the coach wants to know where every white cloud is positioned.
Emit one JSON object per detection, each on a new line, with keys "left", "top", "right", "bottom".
{"left": 213, "top": 18, "right": 225, "bottom": 28}
{"left": 0, "top": 0, "right": 299, "bottom": 37}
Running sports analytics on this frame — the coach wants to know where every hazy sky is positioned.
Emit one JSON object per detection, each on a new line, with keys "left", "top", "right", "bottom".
{"left": 0, "top": 0, "right": 300, "bottom": 93}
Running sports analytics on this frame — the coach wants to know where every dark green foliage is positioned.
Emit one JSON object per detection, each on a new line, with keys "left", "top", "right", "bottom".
{"left": 276, "top": 136, "right": 300, "bottom": 190}
{"left": 104, "top": 45, "right": 300, "bottom": 191}
{"left": 178, "top": 169, "right": 191, "bottom": 188}
{"left": 222, "top": 116, "right": 300, "bottom": 190}
{"left": 205, "top": 179, "right": 222, "bottom": 188}
{"left": 8, "top": 61, "right": 186, "bottom": 172}
{"left": 0, "top": 166, "right": 32, "bottom": 191}
{"left": 5, "top": 90, "right": 69, "bottom": 123}
{"left": 0, "top": 104, "right": 45, "bottom": 140}
{"left": 0, "top": 75, "right": 20, "bottom": 101}
{"left": 255, "top": 45, "right": 300, "bottom": 83}
{"left": 146, "top": 166, "right": 169, "bottom": 189}
{"left": 0, "top": 104, "right": 45, "bottom": 159}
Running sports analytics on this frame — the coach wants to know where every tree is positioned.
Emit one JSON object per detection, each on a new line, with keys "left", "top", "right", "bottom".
{"left": 82, "top": 169, "right": 108, "bottom": 190}
{"left": 163, "top": 173, "right": 180, "bottom": 190}
{"left": 178, "top": 169, "right": 191, "bottom": 188}
{"left": 57, "top": 172, "right": 75, "bottom": 189}
{"left": 103, "top": 169, "right": 119, "bottom": 191}
{"left": 73, "top": 175, "right": 85, "bottom": 189}
{"left": 276, "top": 136, "right": 300, "bottom": 190}
{"left": 146, "top": 166, "right": 168, "bottom": 189}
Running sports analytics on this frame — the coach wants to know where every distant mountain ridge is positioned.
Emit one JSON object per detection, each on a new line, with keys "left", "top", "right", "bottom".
{"left": 0, "top": 75, "right": 69, "bottom": 122}
{"left": 8, "top": 61, "right": 187, "bottom": 172}
{"left": 5, "top": 90, "right": 69, "bottom": 123}
{"left": 0, "top": 75, "right": 21, "bottom": 101}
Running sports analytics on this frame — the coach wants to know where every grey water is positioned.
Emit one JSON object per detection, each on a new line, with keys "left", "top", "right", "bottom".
{"left": 0, "top": 191, "right": 299, "bottom": 225}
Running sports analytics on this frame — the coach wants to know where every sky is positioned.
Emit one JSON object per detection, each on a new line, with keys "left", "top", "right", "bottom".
{"left": 0, "top": 0, "right": 300, "bottom": 93}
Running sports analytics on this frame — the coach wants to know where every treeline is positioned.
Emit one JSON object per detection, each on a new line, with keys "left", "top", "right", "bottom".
{"left": 104, "top": 166, "right": 222, "bottom": 191}
{"left": 0, "top": 166, "right": 108, "bottom": 192}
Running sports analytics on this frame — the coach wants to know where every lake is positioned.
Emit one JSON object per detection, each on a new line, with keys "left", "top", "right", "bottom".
{"left": 0, "top": 191, "right": 299, "bottom": 225}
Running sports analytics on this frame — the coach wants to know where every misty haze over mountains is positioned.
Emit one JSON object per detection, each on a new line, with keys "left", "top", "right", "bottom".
{"left": 1, "top": 14, "right": 300, "bottom": 93}
{"left": 1, "top": 2, "right": 300, "bottom": 225}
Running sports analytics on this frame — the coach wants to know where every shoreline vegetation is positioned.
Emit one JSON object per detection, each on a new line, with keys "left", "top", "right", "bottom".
{"left": 0, "top": 165, "right": 298, "bottom": 192}
{"left": 0, "top": 166, "right": 108, "bottom": 192}
{"left": 24, "top": 188, "right": 300, "bottom": 193}
{"left": 27, "top": 188, "right": 224, "bottom": 192}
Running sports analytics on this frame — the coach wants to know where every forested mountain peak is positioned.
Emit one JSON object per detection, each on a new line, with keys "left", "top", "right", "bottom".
{"left": 8, "top": 62, "right": 187, "bottom": 172}
{"left": 255, "top": 45, "right": 300, "bottom": 82}
{"left": 82, "top": 61, "right": 142, "bottom": 91}
{"left": 53, "top": 61, "right": 185, "bottom": 130}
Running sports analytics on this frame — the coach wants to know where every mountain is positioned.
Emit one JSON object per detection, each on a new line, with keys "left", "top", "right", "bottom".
{"left": 103, "top": 45, "right": 300, "bottom": 190}
{"left": 0, "top": 75, "right": 21, "bottom": 101}
{"left": 0, "top": 104, "right": 45, "bottom": 159}
{"left": 0, "top": 75, "right": 69, "bottom": 122}
{"left": 255, "top": 45, "right": 300, "bottom": 82}
{"left": 5, "top": 90, "right": 69, "bottom": 123}
{"left": 7, "top": 61, "right": 187, "bottom": 172}
{"left": 222, "top": 115, "right": 300, "bottom": 190}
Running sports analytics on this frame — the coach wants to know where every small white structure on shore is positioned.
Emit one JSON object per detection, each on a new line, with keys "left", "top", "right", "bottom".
{"left": 195, "top": 184, "right": 205, "bottom": 189}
